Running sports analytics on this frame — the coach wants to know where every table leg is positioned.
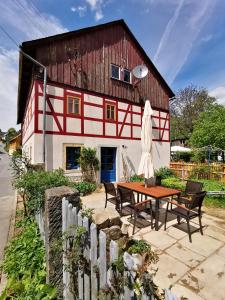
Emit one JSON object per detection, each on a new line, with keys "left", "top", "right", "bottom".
{"left": 155, "top": 198, "right": 159, "bottom": 231}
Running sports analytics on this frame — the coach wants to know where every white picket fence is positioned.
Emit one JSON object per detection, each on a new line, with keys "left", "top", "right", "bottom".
{"left": 62, "top": 198, "right": 180, "bottom": 300}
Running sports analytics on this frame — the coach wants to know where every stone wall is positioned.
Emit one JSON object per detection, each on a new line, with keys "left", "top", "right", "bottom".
{"left": 44, "top": 186, "right": 80, "bottom": 298}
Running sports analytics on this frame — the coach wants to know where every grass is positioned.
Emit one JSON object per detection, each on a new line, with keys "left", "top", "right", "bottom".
{"left": 162, "top": 177, "right": 225, "bottom": 209}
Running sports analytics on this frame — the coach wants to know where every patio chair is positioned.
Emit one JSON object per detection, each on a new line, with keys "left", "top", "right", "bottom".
{"left": 164, "top": 191, "right": 207, "bottom": 243}
{"left": 177, "top": 180, "right": 204, "bottom": 207}
{"left": 103, "top": 182, "right": 120, "bottom": 210}
{"left": 117, "top": 187, "right": 135, "bottom": 214}
{"left": 118, "top": 187, "right": 154, "bottom": 234}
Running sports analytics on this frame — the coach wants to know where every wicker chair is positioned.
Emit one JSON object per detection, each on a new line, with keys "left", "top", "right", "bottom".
{"left": 103, "top": 182, "right": 120, "bottom": 210}
{"left": 118, "top": 187, "right": 153, "bottom": 234}
{"left": 164, "top": 191, "right": 207, "bottom": 242}
{"left": 178, "top": 180, "right": 204, "bottom": 207}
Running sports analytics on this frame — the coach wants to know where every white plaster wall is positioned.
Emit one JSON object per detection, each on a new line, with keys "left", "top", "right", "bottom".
{"left": 22, "top": 134, "right": 35, "bottom": 164}
{"left": 84, "top": 94, "right": 102, "bottom": 104}
{"left": 31, "top": 133, "right": 170, "bottom": 181}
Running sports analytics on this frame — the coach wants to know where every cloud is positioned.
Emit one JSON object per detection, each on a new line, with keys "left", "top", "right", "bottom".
{"left": 153, "top": 0, "right": 215, "bottom": 85}
{"left": 0, "top": 0, "right": 68, "bottom": 130}
{"left": 200, "top": 34, "right": 213, "bottom": 43}
{"left": 0, "top": 0, "right": 67, "bottom": 43}
{"left": 71, "top": 5, "right": 87, "bottom": 17}
{"left": 85, "top": 0, "right": 104, "bottom": 21}
{"left": 209, "top": 86, "right": 225, "bottom": 106}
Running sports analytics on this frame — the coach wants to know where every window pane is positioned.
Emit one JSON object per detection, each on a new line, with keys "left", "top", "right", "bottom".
{"left": 111, "top": 65, "right": 119, "bottom": 79}
{"left": 68, "top": 98, "right": 73, "bottom": 113}
{"left": 124, "top": 70, "right": 131, "bottom": 83}
{"left": 111, "top": 106, "right": 115, "bottom": 120}
{"left": 107, "top": 107, "right": 111, "bottom": 119}
{"left": 66, "top": 147, "right": 81, "bottom": 170}
{"left": 74, "top": 101, "right": 79, "bottom": 114}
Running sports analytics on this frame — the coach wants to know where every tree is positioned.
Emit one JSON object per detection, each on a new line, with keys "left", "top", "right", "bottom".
{"left": 79, "top": 147, "right": 99, "bottom": 182}
{"left": 190, "top": 105, "right": 225, "bottom": 150}
{"left": 170, "top": 85, "right": 216, "bottom": 140}
{"left": 4, "top": 128, "right": 18, "bottom": 151}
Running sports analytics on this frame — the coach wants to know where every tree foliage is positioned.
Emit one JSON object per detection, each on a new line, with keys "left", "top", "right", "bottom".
{"left": 3, "top": 127, "right": 19, "bottom": 151}
{"left": 170, "top": 85, "right": 216, "bottom": 140}
{"left": 79, "top": 147, "right": 100, "bottom": 182}
{"left": 190, "top": 104, "right": 225, "bottom": 150}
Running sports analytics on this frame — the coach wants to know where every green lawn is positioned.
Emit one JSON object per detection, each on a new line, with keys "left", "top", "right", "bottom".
{"left": 162, "top": 177, "right": 225, "bottom": 209}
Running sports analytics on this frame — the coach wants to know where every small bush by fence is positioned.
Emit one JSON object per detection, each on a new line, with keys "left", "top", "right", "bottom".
{"left": 170, "top": 162, "right": 225, "bottom": 182}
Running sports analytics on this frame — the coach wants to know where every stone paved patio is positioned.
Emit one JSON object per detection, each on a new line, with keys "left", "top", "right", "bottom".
{"left": 82, "top": 191, "right": 225, "bottom": 300}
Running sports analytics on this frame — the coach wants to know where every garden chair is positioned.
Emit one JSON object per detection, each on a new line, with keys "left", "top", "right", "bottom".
{"left": 103, "top": 182, "right": 120, "bottom": 211}
{"left": 177, "top": 180, "right": 204, "bottom": 207}
{"left": 164, "top": 191, "right": 207, "bottom": 242}
{"left": 118, "top": 187, "right": 154, "bottom": 234}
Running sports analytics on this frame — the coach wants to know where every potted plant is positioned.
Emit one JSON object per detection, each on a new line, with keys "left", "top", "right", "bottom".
{"left": 127, "top": 239, "right": 154, "bottom": 271}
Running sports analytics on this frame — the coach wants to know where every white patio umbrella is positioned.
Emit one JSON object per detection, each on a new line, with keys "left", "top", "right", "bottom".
{"left": 137, "top": 100, "right": 154, "bottom": 179}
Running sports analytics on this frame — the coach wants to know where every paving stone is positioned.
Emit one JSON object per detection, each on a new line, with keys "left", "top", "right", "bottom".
{"left": 167, "top": 224, "right": 190, "bottom": 240}
{"left": 153, "top": 253, "right": 190, "bottom": 288}
{"left": 166, "top": 243, "right": 205, "bottom": 268}
{"left": 204, "top": 225, "right": 225, "bottom": 242}
{"left": 180, "top": 254, "right": 225, "bottom": 300}
{"left": 171, "top": 284, "right": 205, "bottom": 300}
{"left": 143, "top": 230, "right": 177, "bottom": 250}
{"left": 180, "top": 232, "right": 223, "bottom": 257}
{"left": 217, "top": 246, "right": 225, "bottom": 259}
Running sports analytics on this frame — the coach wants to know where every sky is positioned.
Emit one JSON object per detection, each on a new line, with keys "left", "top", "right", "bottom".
{"left": 1, "top": 0, "right": 225, "bottom": 131}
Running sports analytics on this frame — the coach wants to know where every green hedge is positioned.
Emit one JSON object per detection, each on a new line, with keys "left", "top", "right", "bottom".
{"left": 14, "top": 169, "right": 70, "bottom": 215}
{"left": 0, "top": 218, "right": 57, "bottom": 299}
{"left": 70, "top": 181, "right": 97, "bottom": 196}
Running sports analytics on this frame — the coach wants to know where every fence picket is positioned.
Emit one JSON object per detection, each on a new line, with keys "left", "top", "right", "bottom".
{"left": 83, "top": 217, "right": 91, "bottom": 300}
{"left": 123, "top": 252, "right": 135, "bottom": 300}
{"left": 99, "top": 231, "right": 107, "bottom": 289}
{"left": 110, "top": 240, "right": 118, "bottom": 263}
{"left": 90, "top": 223, "right": 98, "bottom": 300}
{"left": 78, "top": 211, "right": 84, "bottom": 300}
{"left": 62, "top": 199, "right": 73, "bottom": 300}
{"left": 72, "top": 207, "right": 78, "bottom": 228}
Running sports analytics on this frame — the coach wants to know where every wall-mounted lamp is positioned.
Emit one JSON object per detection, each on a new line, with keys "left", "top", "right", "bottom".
{"left": 122, "top": 145, "right": 128, "bottom": 149}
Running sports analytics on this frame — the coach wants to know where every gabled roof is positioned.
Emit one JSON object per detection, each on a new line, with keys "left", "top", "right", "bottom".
{"left": 17, "top": 19, "right": 174, "bottom": 123}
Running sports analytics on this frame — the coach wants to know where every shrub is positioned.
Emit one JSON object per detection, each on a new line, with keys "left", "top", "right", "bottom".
{"left": 14, "top": 169, "right": 69, "bottom": 215}
{"left": 161, "top": 177, "right": 186, "bottom": 191}
{"left": 154, "top": 167, "right": 175, "bottom": 179}
{"left": 71, "top": 181, "right": 96, "bottom": 196}
{"left": 130, "top": 174, "right": 144, "bottom": 182}
{"left": 1, "top": 218, "right": 57, "bottom": 299}
{"left": 189, "top": 165, "right": 211, "bottom": 179}
{"left": 171, "top": 151, "right": 193, "bottom": 162}
{"left": 79, "top": 147, "right": 99, "bottom": 183}
{"left": 191, "top": 150, "right": 207, "bottom": 163}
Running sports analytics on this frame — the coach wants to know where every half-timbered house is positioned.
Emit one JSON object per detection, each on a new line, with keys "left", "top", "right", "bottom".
{"left": 17, "top": 19, "right": 174, "bottom": 182}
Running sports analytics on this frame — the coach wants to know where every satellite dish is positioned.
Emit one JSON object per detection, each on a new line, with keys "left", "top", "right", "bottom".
{"left": 132, "top": 65, "right": 148, "bottom": 79}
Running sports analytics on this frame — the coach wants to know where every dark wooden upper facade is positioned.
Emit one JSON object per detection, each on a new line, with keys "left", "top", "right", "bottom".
{"left": 17, "top": 20, "right": 174, "bottom": 123}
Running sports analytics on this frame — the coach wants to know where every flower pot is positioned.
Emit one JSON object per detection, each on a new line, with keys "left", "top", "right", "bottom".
{"left": 155, "top": 176, "right": 162, "bottom": 186}
{"left": 131, "top": 253, "right": 147, "bottom": 271}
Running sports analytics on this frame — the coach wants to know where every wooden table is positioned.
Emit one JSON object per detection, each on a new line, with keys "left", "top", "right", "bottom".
{"left": 117, "top": 182, "right": 181, "bottom": 231}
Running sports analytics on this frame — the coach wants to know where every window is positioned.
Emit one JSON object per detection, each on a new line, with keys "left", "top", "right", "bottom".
{"left": 106, "top": 103, "right": 116, "bottom": 121}
{"left": 67, "top": 96, "right": 80, "bottom": 115}
{"left": 123, "top": 69, "right": 131, "bottom": 83}
{"left": 66, "top": 146, "right": 81, "bottom": 170}
{"left": 111, "top": 64, "right": 120, "bottom": 80}
{"left": 111, "top": 64, "right": 132, "bottom": 84}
